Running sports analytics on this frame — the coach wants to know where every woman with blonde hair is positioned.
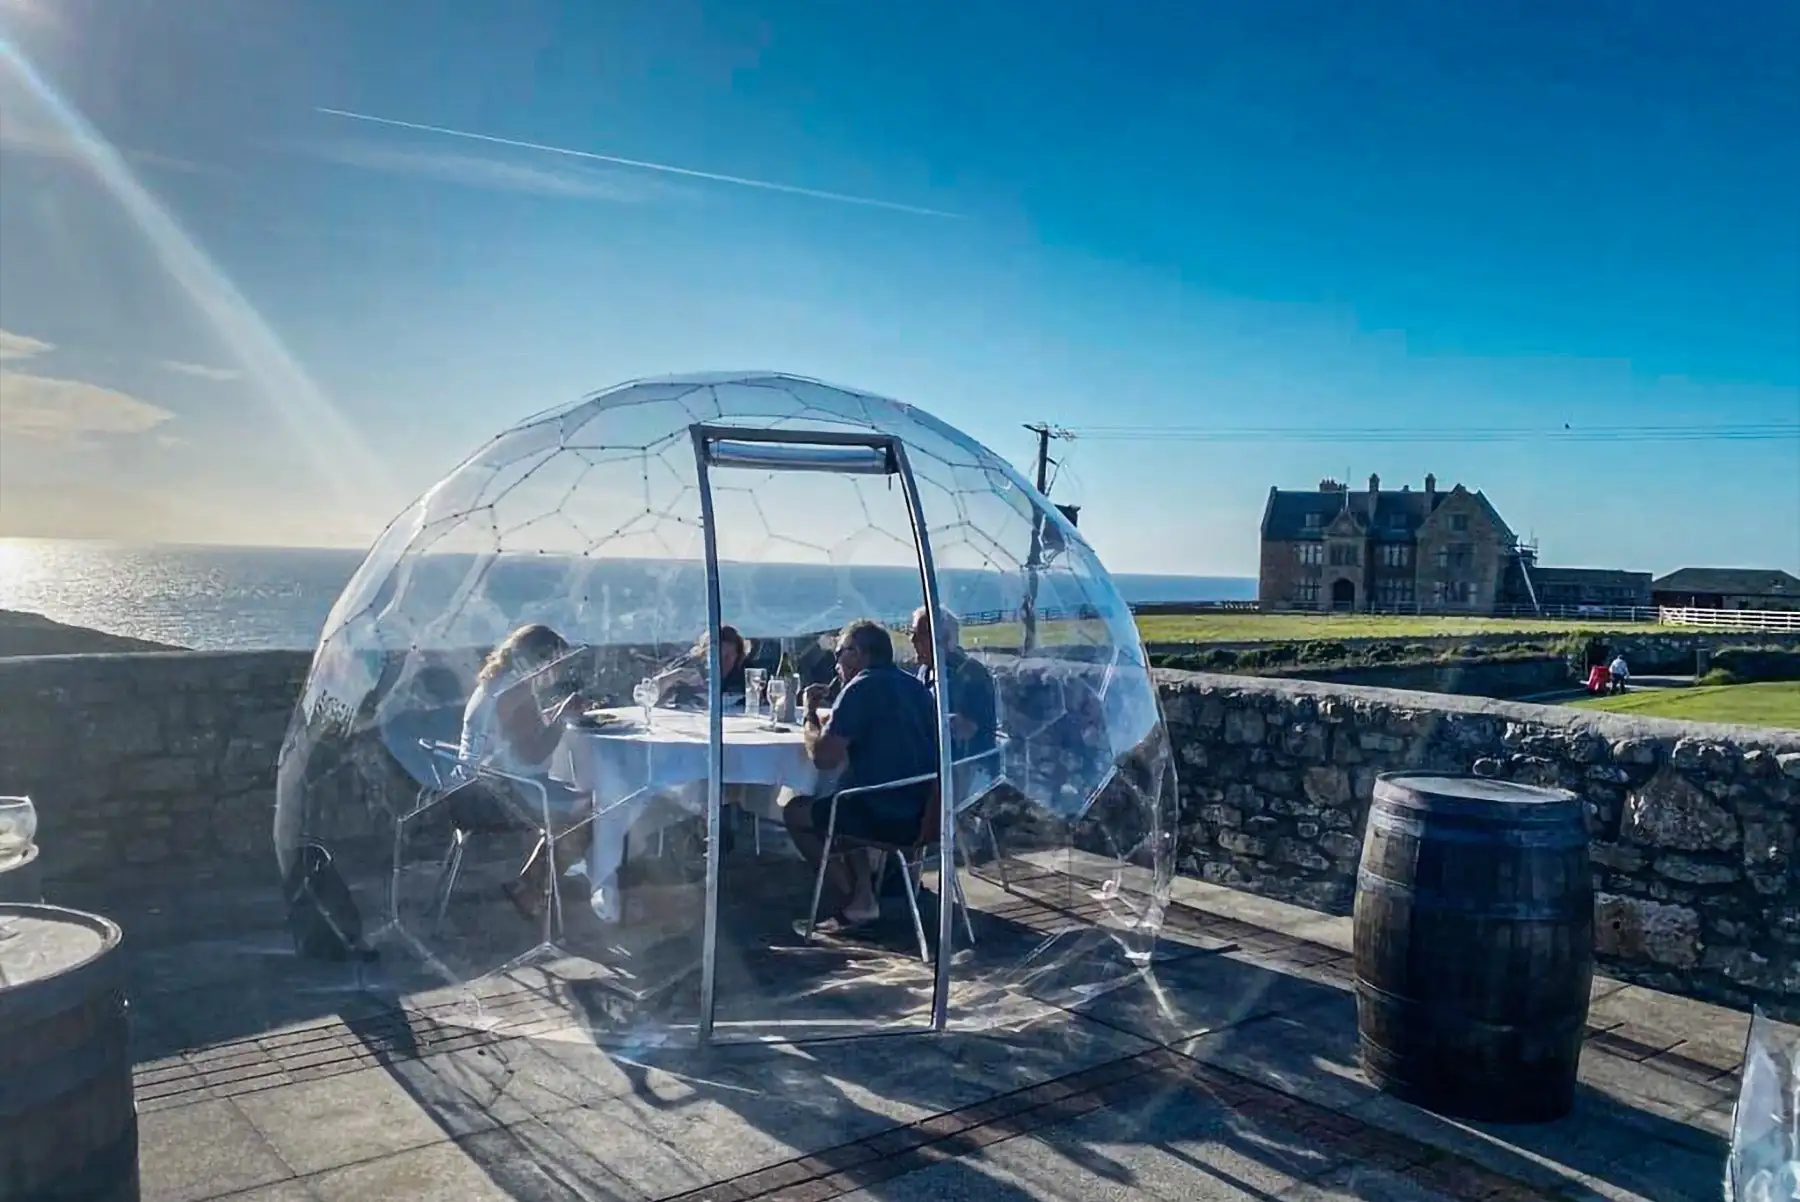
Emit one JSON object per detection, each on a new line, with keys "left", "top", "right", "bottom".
{"left": 458, "top": 623, "right": 595, "bottom": 920}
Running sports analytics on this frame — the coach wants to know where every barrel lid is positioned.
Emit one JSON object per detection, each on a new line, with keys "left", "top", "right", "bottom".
{"left": 0, "top": 904, "right": 122, "bottom": 993}
{"left": 1374, "top": 772, "right": 1580, "bottom": 819}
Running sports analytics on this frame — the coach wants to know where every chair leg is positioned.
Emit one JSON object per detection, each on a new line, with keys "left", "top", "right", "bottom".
{"left": 803, "top": 827, "right": 834, "bottom": 940}
{"left": 546, "top": 832, "right": 565, "bottom": 945}
{"left": 983, "top": 817, "right": 1011, "bottom": 888}
{"left": 953, "top": 869, "right": 976, "bottom": 947}
{"left": 432, "top": 829, "right": 468, "bottom": 927}
{"left": 894, "top": 850, "right": 930, "bottom": 964}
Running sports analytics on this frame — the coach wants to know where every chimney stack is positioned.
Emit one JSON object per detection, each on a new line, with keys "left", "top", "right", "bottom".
{"left": 1425, "top": 473, "right": 1437, "bottom": 504}
{"left": 1367, "top": 473, "right": 1380, "bottom": 518}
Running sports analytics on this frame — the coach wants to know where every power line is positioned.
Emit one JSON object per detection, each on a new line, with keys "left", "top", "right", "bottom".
{"left": 1064, "top": 423, "right": 1800, "bottom": 445}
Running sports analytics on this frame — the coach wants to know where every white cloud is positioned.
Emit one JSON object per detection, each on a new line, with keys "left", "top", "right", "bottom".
{"left": 306, "top": 140, "right": 673, "bottom": 202}
{"left": 0, "top": 370, "right": 174, "bottom": 440}
{"left": 160, "top": 360, "right": 241, "bottom": 382}
{"left": 0, "top": 330, "right": 54, "bottom": 361}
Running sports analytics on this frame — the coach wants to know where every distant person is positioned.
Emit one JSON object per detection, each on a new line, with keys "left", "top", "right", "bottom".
{"left": 650, "top": 625, "right": 752, "bottom": 710}
{"left": 458, "top": 623, "right": 596, "bottom": 920}
{"left": 784, "top": 620, "right": 939, "bottom": 930}
{"left": 1609, "top": 653, "right": 1631, "bottom": 695}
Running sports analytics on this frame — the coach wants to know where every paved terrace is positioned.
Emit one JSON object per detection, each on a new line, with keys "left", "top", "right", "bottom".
{"left": 111, "top": 858, "right": 1741, "bottom": 1202}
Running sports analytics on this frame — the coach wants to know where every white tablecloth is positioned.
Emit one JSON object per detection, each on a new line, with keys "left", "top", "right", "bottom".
{"left": 552, "top": 708, "right": 834, "bottom": 900}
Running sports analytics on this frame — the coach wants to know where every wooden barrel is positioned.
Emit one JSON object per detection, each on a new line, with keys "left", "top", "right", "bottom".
{"left": 0, "top": 844, "right": 42, "bottom": 904}
{"left": 1353, "top": 773, "right": 1593, "bottom": 1124}
{"left": 0, "top": 904, "right": 139, "bottom": 1202}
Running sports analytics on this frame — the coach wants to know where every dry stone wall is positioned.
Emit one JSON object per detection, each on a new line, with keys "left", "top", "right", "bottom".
{"left": 1159, "top": 670, "right": 1800, "bottom": 1012}
{"left": 0, "top": 651, "right": 310, "bottom": 890}
{"left": 6, "top": 649, "right": 1800, "bottom": 1013}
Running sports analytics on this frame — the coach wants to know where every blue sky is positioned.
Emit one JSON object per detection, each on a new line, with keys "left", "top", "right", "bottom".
{"left": 0, "top": 0, "right": 1795, "bottom": 576}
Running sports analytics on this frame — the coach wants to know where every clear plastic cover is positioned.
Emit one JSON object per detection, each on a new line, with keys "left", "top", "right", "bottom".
{"left": 274, "top": 373, "right": 1176, "bottom": 1045}
{"left": 1728, "top": 1007, "right": 1800, "bottom": 1201}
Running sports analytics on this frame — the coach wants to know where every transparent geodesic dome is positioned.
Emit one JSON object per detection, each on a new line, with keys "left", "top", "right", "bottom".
{"left": 274, "top": 372, "right": 1176, "bottom": 1045}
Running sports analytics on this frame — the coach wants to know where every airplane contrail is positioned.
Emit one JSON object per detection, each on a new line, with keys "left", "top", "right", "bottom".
{"left": 315, "top": 107, "right": 963, "bottom": 219}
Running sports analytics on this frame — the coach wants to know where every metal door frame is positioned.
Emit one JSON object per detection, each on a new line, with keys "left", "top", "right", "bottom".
{"left": 688, "top": 423, "right": 957, "bottom": 1045}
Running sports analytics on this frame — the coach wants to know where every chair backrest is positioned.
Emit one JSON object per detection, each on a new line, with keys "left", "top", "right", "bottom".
{"left": 417, "top": 739, "right": 531, "bottom": 833}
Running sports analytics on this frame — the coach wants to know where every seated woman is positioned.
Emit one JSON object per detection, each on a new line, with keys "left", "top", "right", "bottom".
{"left": 649, "top": 625, "right": 752, "bottom": 711}
{"left": 458, "top": 623, "right": 596, "bottom": 921}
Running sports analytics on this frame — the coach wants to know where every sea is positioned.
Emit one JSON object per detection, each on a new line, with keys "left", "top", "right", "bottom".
{"left": 0, "top": 539, "right": 1256, "bottom": 653}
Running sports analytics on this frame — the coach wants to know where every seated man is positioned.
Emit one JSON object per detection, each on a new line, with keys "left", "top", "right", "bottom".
{"left": 908, "top": 606, "right": 998, "bottom": 764}
{"left": 783, "top": 619, "right": 939, "bottom": 930}
{"left": 458, "top": 623, "right": 598, "bottom": 919}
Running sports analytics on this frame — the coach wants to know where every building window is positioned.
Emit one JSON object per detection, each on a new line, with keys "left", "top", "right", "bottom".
{"left": 1294, "top": 581, "right": 1320, "bottom": 605}
{"left": 1329, "top": 544, "right": 1359, "bottom": 567}
{"left": 1379, "top": 544, "right": 1410, "bottom": 568}
{"left": 1296, "top": 543, "right": 1323, "bottom": 566}
{"left": 1433, "top": 581, "right": 1475, "bottom": 606}
{"left": 1376, "top": 578, "right": 1414, "bottom": 607}
{"left": 1436, "top": 544, "right": 1473, "bottom": 571}
{"left": 1304, "top": 513, "right": 1323, "bottom": 529}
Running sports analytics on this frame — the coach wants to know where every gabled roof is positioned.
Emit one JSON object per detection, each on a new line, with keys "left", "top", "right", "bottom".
{"left": 1651, "top": 568, "right": 1800, "bottom": 596}
{"left": 1263, "top": 488, "right": 1436, "bottom": 541}
{"left": 1261, "top": 484, "right": 1516, "bottom": 543}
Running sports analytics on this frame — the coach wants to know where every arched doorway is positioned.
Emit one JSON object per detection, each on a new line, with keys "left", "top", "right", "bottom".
{"left": 1331, "top": 578, "right": 1356, "bottom": 611}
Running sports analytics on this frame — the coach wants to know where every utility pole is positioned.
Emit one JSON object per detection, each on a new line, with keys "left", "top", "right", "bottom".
{"left": 1020, "top": 423, "right": 1073, "bottom": 653}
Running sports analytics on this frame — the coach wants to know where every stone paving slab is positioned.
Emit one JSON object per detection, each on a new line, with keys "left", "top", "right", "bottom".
{"left": 127, "top": 867, "right": 1742, "bottom": 1202}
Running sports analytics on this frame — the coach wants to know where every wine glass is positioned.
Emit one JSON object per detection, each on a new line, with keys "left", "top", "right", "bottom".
{"left": 0, "top": 796, "right": 36, "bottom": 869}
{"left": 765, "top": 677, "right": 790, "bottom": 725}
{"left": 632, "top": 678, "right": 658, "bottom": 728}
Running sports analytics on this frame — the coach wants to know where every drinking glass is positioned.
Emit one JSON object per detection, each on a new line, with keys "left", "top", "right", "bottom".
{"left": 766, "top": 677, "right": 790, "bottom": 724}
{"left": 744, "top": 668, "right": 767, "bottom": 718}
{"left": 632, "top": 679, "right": 658, "bottom": 729}
{"left": 0, "top": 796, "right": 36, "bottom": 869}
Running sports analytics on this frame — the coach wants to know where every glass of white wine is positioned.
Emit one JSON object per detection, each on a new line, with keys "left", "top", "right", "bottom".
{"left": 765, "top": 677, "right": 790, "bottom": 726}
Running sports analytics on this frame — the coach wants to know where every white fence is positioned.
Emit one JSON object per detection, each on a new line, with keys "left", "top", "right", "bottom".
{"left": 1658, "top": 607, "right": 1800, "bottom": 633}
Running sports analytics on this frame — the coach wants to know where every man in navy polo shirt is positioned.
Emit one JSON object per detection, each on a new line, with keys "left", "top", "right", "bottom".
{"left": 783, "top": 619, "right": 938, "bottom": 929}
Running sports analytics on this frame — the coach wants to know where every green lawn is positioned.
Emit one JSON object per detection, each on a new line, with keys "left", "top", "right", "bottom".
{"left": 1568, "top": 682, "right": 1800, "bottom": 730}
{"left": 1130, "top": 612, "right": 1647, "bottom": 645}
{"left": 953, "top": 610, "right": 1650, "bottom": 651}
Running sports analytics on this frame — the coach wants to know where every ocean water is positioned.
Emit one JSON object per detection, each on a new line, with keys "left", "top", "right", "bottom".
{"left": 0, "top": 539, "right": 1255, "bottom": 652}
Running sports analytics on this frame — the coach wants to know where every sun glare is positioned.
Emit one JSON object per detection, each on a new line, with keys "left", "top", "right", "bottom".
{"left": 0, "top": 37, "right": 394, "bottom": 513}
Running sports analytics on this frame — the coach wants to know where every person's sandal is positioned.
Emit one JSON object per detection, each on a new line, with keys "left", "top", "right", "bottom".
{"left": 841, "top": 901, "right": 882, "bottom": 927}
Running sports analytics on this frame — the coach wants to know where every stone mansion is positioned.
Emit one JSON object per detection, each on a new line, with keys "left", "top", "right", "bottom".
{"left": 1259, "top": 474, "right": 1521, "bottom": 612}
{"left": 1256, "top": 474, "right": 1651, "bottom": 614}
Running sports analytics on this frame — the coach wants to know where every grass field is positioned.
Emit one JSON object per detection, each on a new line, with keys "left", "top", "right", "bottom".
{"left": 1128, "top": 612, "right": 1648, "bottom": 645}
{"left": 1569, "top": 681, "right": 1800, "bottom": 731}
{"left": 954, "top": 611, "right": 1651, "bottom": 651}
